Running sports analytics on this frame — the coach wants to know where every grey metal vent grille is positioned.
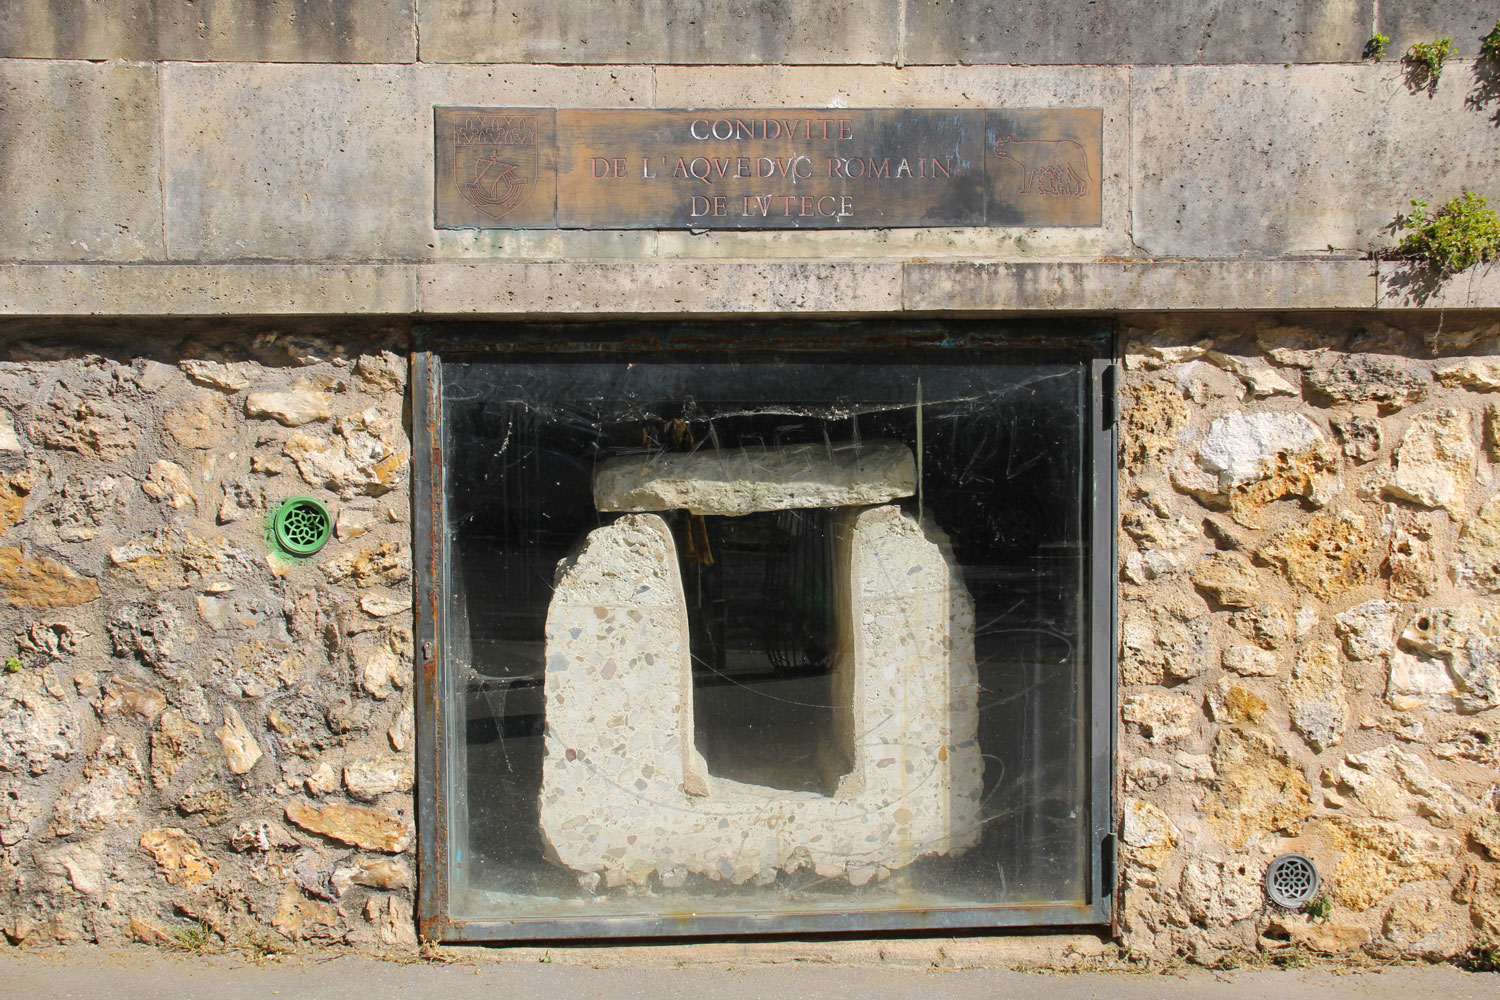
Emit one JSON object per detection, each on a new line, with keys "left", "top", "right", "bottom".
{"left": 1265, "top": 852, "right": 1320, "bottom": 909}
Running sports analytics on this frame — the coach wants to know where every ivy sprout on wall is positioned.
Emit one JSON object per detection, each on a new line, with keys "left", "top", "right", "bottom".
{"left": 1484, "top": 20, "right": 1500, "bottom": 62}
{"left": 1364, "top": 33, "right": 1389, "bottom": 60}
{"left": 1391, "top": 191, "right": 1500, "bottom": 273}
{"left": 1404, "top": 37, "right": 1455, "bottom": 89}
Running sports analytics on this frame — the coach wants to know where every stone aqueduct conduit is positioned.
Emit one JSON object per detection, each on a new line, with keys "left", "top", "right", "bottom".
{"left": 537, "top": 443, "right": 983, "bottom": 890}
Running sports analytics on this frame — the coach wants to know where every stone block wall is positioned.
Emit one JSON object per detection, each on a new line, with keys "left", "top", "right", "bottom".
{"left": 1116, "top": 313, "right": 1500, "bottom": 963}
{"left": 0, "top": 324, "right": 418, "bottom": 950}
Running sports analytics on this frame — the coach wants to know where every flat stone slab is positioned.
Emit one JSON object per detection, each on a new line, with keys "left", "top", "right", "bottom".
{"left": 593, "top": 441, "right": 915, "bottom": 515}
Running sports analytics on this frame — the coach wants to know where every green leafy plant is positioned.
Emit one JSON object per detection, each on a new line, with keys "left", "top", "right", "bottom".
{"left": 1303, "top": 894, "right": 1332, "bottom": 920}
{"left": 3, "top": 656, "right": 19, "bottom": 674}
{"left": 1484, "top": 20, "right": 1500, "bottom": 61}
{"left": 1393, "top": 191, "right": 1500, "bottom": 273}
{"left": 1405, "top": 37, "right": 1455, "bottom": 85}
{"left": 1464, "top": 938, "right": 1500, "bottom": 972}
{"left": 1365, "top": 33, "right": 1389, "bottom": 60}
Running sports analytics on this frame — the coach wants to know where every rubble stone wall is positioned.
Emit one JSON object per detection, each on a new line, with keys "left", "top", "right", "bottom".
{"left": 1117, "top": 313, "right": 1500, "bottom": 964}
{"left": 0, "top": 325, "right": 418, "bottom": 951}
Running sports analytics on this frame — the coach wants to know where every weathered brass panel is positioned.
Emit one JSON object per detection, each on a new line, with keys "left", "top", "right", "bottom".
{"left": 434, "top": 108, "right": 1101, "bottom": 230}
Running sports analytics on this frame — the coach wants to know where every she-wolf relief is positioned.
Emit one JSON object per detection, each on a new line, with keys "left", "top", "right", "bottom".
{"left": 536, "top": 442, "right": 983, "bottom": 891}
{"left": 992, "top": 136, "right": 1093, "bottom": 198}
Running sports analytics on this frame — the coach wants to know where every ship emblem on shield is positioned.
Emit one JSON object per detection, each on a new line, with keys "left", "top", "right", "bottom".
{"left": 453, "top": 113, "right": 538, "bottom": 220}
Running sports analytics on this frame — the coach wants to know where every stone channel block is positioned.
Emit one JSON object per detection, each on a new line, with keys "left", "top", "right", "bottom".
{"left": 0, "top": 1, "right": 415, "bottom": 61}
{"left": 418, "top": 0, "right": 899, "bottom": 64}
{"left": 161, "top": 63, "right": 652, "bottom": 262}
{"left": 1131, "top": 64, "right": 1499, "bottom": 259}
{"left": 539, "top": 508, "right": 981, "bottom": 888}
{"left": 1380, "top": 3, "right": 1500, "bottom": 58}
{"left": 594, "top": 441, "right": 915, "bottom": 515}
{"left": 0, "top": 60, "right": 163, "bottom": 262}
{"left": 901, "top": 0, "right": 1373, "bottom": 65}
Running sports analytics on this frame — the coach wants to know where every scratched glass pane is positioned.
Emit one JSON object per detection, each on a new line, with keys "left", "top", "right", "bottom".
{"left": 441, "top": 352, "right": 1089, "bottom": 922}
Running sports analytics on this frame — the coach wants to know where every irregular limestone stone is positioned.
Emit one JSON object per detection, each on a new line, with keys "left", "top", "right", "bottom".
{"left": 1386, "top": 606, "right": 1500, "bottom": 714}
{"left": 1304, "top": 355, "right": 1429, "bottom": 410}
{"left": 1454, "top": 495, "right": 1500, "bottom": 594}
{"left": 50, "top": 735, "right": 143, "bottom": 836}
{"left": 1120, "top": 381, "right": 1191, "bottom": 465}
{"left": 1330, "top": 414, "right": 1383, "bottom": 463}
{"left": 0, "top": 547, "right": 100, "bottom": 607}
{"left": 283, "top": 407, "right": 408, "bottom": 499}
{"left": 1324, "top": 818, "right": 1455, "bottom": 911}
{"left": 343, "top": 759, "right": 413, "bottom": 802}
{"left": 1228, "top": 604, "right": 1293, "bottom": 649}
{"left": 594, "top": 440, "right": 915, "bottom": 515}
{"left": 273, "top": 886, "right": 342, "bottom": 941}
{"left": 245, "top": 389, "right": 332, "bottom": 427}
{"left": 358, "top": 590, "right": 409, "bottom": 618}
{"left": 230, "top": 818, "right": 299, "bottom": 853}
{"left": 1122, "top": 549, "right": 1184, "bottom": 584}
{"left": 97, "top": 680, "right": 167, "bottom": 720}
{"left": 1259, "top": 510, "right": 1375, "bottom": 600}
{"left": 1121, "top": 497, "right": 1198, "bottom": 551}
{"left": 1433, "top": 724, "right": 1500, "bottom": 765}
{"left": 139, "top": 828, "right": 218, "bottom": 887}
{"left": 1435, "top": 358, "right": 1500, "bottom": 392}
{"left": 1190, "top": 552, "right": 1261, "bottom": 608}
{"left": 1173, "top": 412, "right": 1340, "bottom": 526}
{"left": 1121, "top": 691, "right": 1195, "bottom": 744}
{"left": 321, "top": 542, "right": 409, "bottom": 587}
{"left": 304, "top": 761, "right": 339, "bottom": 797}
{"left": 1203, "top": 728, "right": 1313, "bottom": 849}
{"left": 150, "top": 709, "right": 201, "bottom": 789}
{"left": 0, "top": 410, "right": 23, "bottom": 453}
{"left": 334, "top": 507, "right": 375, "bottom": 541}
{"left": 355, "top": 352, "right": 405, "bottom": 393}
{"left": 1383, "top": 408, "right": 1475, "bottom": 512}
{"left": 1222, "top": 644, "right": 1280, "bottom": 676}
{"left": 34, "top": 389, "right": 135, "bottom": 460}
{"left": 1257, "top": 326, "right": 1331, "bottom": 368}
{"left": 1119, "top": 605, "right": 1212, "bottom": 685}
{"left": 1288, "top": 643, "right": 1348, "bottom": 752}
{"left": 353, "top": 638, "right": 405, "bottom": 701}
{"left": 1206, "top": 677, "right": 1268, "bottom": 726}
{"left": 363, "top": 895, "right": 417, "bottom": 950}
{"left": 1335, "top": 600, "right": 1399, "bottom": 661}
{"left": 1262, "top": 914, "right": 1371, "bottom": 955}
{"left": 1204, "top": 351, "right": 1297, "bottom": 398}
{"left": 1382, "top": 896, "right": 1458, "bottom": 959}
{"left": 1180, "top": 856, "right": 1262, "bottom": 926}
{"left": 49, "top": 474, "right": 124, "bottom": 542}
{"left": 1121, "top": 799, "right": 1178, "bottom": 870}
{"left": 0, "top": 672, "right": 81, "bottom": 776}
{"left": 284, "top": 801, "right": 410, "bottom": 853}
{"left": 179, "top": 359, "right": 256, "bottom": 391}
{"left": 107, "top": 528, "right": 260, "bottom": 592}
{"left": 36, "top": 842, "right": 105, "bottom": 896}
{"left": 14, "top": 621, "right": 89, "bottom": 660}
{"left": 345, "top": 857, "right": 411, "bottom": 891}
{"left": 539, "top": 508, "right": 981, "bottom": 887}
{"left": 0, "top": 469, "right": 32, "bottom": 533}
{"left": 215, "top": 706, "right": 263, "bottom": 775}
{"left": 1486, "top": 402, "right": 1500, "bottom": 462}
{"left": 1322, "top": 746, "right": 1471, "bottom": 827}
{"left": 140, "top": 460, "right": 194, "bottom": 510}
{"left": 387, "top": 701, "right": 412, "bottom": 753}
{"left": 161, "top": 393, "right": 234, "bottom": 450}
{"left": 1388, "top": 518, "right": 1438, "bottom": 600}
{"left": 109, "top": 599, "right": 194, "bottom": 673}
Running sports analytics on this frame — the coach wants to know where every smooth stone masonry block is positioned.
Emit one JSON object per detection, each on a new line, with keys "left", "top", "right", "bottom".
{"left": 418, "top": 0, "right": 899, "bottom": 64}
{"left": 1377, "top": 262, "right": 1500, "bottom": 309}
{"left": 162, "top": 64, "right": 652, "bottom": 262}
{"left": 539, "top": 508, "right": 981, "bottom": 888}
{"left": 653, "top": 65, "right": 1132, "bottom": 258}
{"left": 902, "top": 0, "right": 1372, "bottom": 65}
{"left": 593, "top": 441, "right": 915, "bottom": 515}
{"left": 1131, "top": 64, "right": 1500, "bottom": 258}
{"left": 0, "top": 0, "right": 415, "bottom": 62}
{"left": 0, "top": 60, "right": 163, "bottom": 262}
{"left": 903, "top": 261, "right": 1378, "bottom": 312}
{"left": 1380, "top": 3, "right": 1499, "bottom": 58}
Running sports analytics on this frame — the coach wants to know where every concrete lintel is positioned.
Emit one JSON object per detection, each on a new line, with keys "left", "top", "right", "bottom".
{"left": 4, "top": 259, "right": 1497, "bottom": 318}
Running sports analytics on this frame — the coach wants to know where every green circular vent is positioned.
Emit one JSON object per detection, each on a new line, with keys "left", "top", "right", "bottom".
{"left": 271, "top": 497, "right": 332, "bottom": 557}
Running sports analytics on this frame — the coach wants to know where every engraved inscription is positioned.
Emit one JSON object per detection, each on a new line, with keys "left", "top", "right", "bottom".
{"left": 434, "top": 107, "right": 1103, "bottom": 231}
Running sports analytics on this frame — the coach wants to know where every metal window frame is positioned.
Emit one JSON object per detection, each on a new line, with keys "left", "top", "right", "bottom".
{"left": 412, "top": 320, "right": 1117, "bottom": 943}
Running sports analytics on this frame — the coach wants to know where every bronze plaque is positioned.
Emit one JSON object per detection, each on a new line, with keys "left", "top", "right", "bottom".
{"left": 435, "top": 108, "right": 1101, "bottom": 230}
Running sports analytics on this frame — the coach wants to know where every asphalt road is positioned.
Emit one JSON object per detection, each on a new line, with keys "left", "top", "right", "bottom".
{"left": 0, "top": 949, "right": 1495, "bottom": 1000}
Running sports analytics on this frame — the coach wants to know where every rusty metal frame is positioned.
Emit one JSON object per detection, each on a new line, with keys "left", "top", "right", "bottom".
{"left": 412, "top": 320, "right": 1116, "bottom": 943}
